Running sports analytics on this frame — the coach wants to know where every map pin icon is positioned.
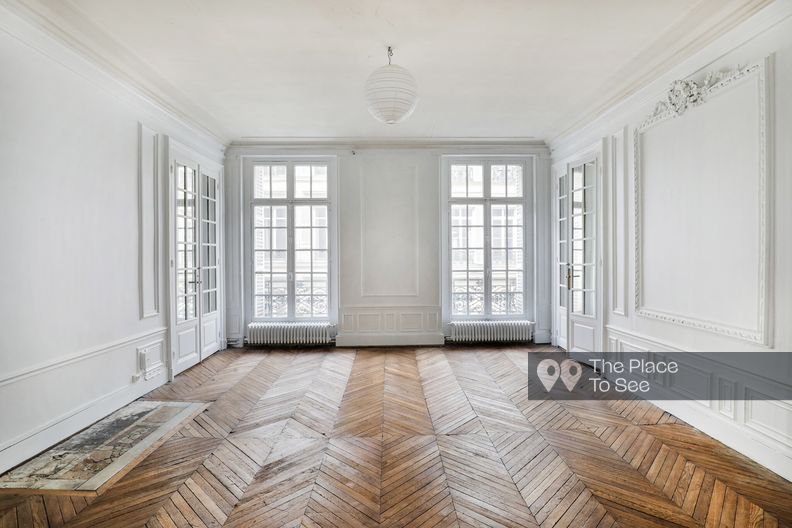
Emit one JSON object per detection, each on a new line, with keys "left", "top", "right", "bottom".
{"left": 537, "top": 359, "right": 560, "bottom": 392}
{"left": 560, "top": 359, "right": 582, "bottom": 391}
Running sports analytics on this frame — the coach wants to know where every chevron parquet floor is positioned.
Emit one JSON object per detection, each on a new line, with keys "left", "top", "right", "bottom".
{"left": 1, "top": 346, "right": 791, "bottom": 527}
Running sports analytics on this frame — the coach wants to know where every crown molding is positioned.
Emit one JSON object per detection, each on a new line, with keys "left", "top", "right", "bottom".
{"left": 550, "top": 0, "right": 773, "bottom": 145}
{"left": 229, "top": 137, "right": 548, "bottom": 151}
{"left": 1, "top": 0, "right": 231, "bottom": 146}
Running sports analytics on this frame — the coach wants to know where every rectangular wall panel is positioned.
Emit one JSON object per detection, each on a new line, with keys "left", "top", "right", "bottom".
{"left": 138, "top": 123, "right": 159, "bottom": 319}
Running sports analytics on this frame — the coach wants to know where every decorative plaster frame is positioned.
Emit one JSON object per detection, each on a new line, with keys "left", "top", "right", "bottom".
{"left": 633, "top": 56, "right": 773, "bottom": 346}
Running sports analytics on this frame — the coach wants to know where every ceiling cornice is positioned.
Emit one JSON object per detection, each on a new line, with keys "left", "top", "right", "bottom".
{"left": 1, "top": 0, "right": 232, "bottom": 145}
{"left": 550, "top": 0, "right": 773, "bottom": 144}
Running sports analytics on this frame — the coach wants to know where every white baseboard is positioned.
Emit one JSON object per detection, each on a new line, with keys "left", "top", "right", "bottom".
{"left": 335, "top": 332, "right": 445, "bottom": 347}
{"left": 0, "top": 328, "right": 168, "bottom": 474}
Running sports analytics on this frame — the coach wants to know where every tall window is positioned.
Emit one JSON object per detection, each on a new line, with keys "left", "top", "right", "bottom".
{"left": 446, "top": 159, "right": 531, "bottom": 319}
{"left": 248, "top": 160, "right": 334, "bottom": 320}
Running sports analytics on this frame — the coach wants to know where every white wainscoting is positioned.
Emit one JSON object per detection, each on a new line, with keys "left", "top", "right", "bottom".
{"left": 0, "top": 327, "right": 168, "bottom": 474}
{"left": 605, "top": 326, "right": 792, "bottom": 482}
{"left": 336, "top": 306, "right": 444, "bottom": 347}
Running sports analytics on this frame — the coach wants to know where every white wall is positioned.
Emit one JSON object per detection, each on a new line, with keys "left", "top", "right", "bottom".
{"left": 224, "top": 144, "right": 552, "bottom": 347}
{"left": 0, "top": 5, "right": 223, "bottom": 472}
{"left": 551, "top": 0, "right": 792, "bottom": 480}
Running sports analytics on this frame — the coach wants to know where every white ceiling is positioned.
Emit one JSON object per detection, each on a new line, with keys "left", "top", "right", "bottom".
{"left": 31, "top": 0, "right": 769, "bottom": 143}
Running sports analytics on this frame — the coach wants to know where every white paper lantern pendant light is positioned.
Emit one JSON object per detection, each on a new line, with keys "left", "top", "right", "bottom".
{"left": 365, "top": 46, "right": 418, "bottom": 124}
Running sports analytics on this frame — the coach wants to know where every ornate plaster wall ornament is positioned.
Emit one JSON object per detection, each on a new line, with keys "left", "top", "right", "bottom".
{"left": 643, "top": 65, "right": 749, "bottom": 124}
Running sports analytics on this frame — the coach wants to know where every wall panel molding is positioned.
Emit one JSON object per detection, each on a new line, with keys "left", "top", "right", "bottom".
{"left": 336, "top": 305, "right": 444, "bottom": 346}
{"left": 138, "top": 123, "right": 160, "bottom": 319}
{"left": 359, "top": 162, "right": 420, "bottom": 298}
{"left": 633, "top": 56, "right": 773, "bottom": 345}
{"left": 609, "top": 127, "right": 627, "bottom": 316}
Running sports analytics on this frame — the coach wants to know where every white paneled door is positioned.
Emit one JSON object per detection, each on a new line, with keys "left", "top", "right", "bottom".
{"left": 170, "top": 146, "right": 223, "bottom": 376}
{"left": 565, "top": 158, "right": 600, "bottom": 356}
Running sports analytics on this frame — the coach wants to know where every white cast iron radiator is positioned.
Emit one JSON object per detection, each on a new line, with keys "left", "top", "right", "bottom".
{"left": 247, "top": 322, "right": 333, "bottom": 345}
{"left": 448, "top": 320, "right": 534, "bottom": 343}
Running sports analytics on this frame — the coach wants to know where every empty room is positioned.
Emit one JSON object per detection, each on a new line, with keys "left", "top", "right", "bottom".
{"left": 1, "top": 0, "right": 791, "bottom": 526}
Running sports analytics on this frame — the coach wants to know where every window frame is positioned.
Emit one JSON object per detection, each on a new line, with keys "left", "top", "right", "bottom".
{"left": 243, "top": 156, "right": 338, "bottom": 325}
{"left": 441, "top": 156, "right": 535, "bottom": 322}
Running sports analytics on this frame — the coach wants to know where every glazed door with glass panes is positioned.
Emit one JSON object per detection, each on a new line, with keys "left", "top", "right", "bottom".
{"left": 556, "top": 170, "right": 568, "bottom": 349}
{"left": 565, "top": 159, "right": 599, "bottom": 353}
{"left": 199, "top": 171, "right": 221, "bottom": 359}
{"left": 171, "top": 153, "right": 222, "bottom": 376}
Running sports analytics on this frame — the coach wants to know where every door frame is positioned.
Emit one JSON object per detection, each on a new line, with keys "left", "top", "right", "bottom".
{"left": 553, "top": 144, "right": 605, "bottom": 355}
{"left": 166, "top": 138, "right": 225, "bottom": 379}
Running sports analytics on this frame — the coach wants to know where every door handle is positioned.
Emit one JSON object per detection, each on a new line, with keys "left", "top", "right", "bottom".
{"left": 566, "top": 266, "right": 572, "bottom": 290}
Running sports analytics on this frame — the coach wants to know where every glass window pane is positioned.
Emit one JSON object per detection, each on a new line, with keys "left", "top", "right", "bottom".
{"left": 559, "top": 286, "right": 567, "bottom": 308}
{"left": 313, "top": 228, "right": 328, "bottom": 250}
{"left": 468, "top": 272, "right": 484, "bottom": 293}
{"left": 451, "top": 165, "right": 467, "bottom": 197}
{"left": 452, "top": 249, "right": 467, "bottom": 270}
{"left": 273, "top": 206, "right": 287, "bottom": 227}
{"left": 452, "top": 294, "right": 467, "bottom": 315}
{"left": 254, "top": 296, "right": 269, "bottom": 317}
{"left": 585, "top": 291, "right": 595, "bottom": 315}
{"left": 491, "top": 249, "right": 507, "bottom": 270}
{"left": 491, "top": 205, "right": 506, "bottom": 226}
{"left": 295, "top": 165, "right": 311, "bottom": 198}
{"left": 312, "top": 296, "right": 328, "bottom": 316}
{"left": 508, "top": 249, "right": 523, "bottom": 269}
{"left": 508, "top": 271, "right": 523, "bottom": 293}
{"left": 254, "top": 165, "right": 270, "bottom": 198}
{"left": 255, "top": 274, "right": 270, "bottom": 295}
{"left": 469, "top": 294, "right": 484, "bottom": 314}
{"left": 271, "top": 274, "right": 288, "bottom": 295}
{"left": 296, "top": 250, "right": 311, "bottom": 272}
{"left": 468, "top": 249, "right": 484, "bottom": 270}
{"left": 492, "top": 227, "right": 506, "bottom": 248}
{"left": 572, "top": 166, "right": 584, "bottom": 189}
{"left": 312, "top": 165, "right": 328, "bottom": 198}
{"left": 467, "top": 227, "right": 484, "bottom": 248}
{"left": 295, "top": 228, "right": 311, "bottom": 249}
{"left": 272, "top": 166, "right": 287, "bottom": 198}
{"left": 451, "top": 205, "right": 467, "bottom": 226}
{"left": 468, "top": 204, "right": 484, "bottom": 226}
{"left": 272, "top": 296, "right": 287, "bottom": 317}
{"left": 508, "top": 227, "right": 523, "bottom": 248}
{"left": 296, "top": 296, "right": 311, "bottom": 316}
{"left": 508, "top": 205, "right": 523, "bottom": 226}
{"left": 312, "top": 250, "right": 328, "bottom": 272}
{"left": 492, "top": 293, "right": 507, "bottom": 314}
{"left": 295, "top": 205, "right": 311, "bottom": 227}
{"left": 451, "top": 227, "right": 467, "bottom": 248}
{"left": 312, "top": 206, "right": 328, "bottom": 227}
{"left": 255, "top": 251, "right": 270, "bottom": 272}
{"left": 492, "top": 271, "right": 507, "bottom": 293}
{"left": 254, "top": 228, "right": 270, "bottom": 250}
{"left": 272, "top": 228, "right": 287, "bottom": 250}
{"left": 491, "top": 165, "right": 506, "bottom": 197}
{"left": 313, "top": 274, "right": 328, "bottom": 295}
{"left": 452, "top": 272, "right": 467, "bottom": 293}
{"left": 508, "top": 293, "right": 523, "bottom": 314}
{"left": 507, "top": 165, "right": 523, "bottom": 197}
{"left": 467, "top": 165, "right": 483, "bottom": 197}
{"left": 272, "top": 251, "right": 287, "bottom": 272}
{"left": 254, "top": 206, "right": 271, "bottom": 227}
{"left": 295, "top": 273, "right": 311, "bottom": 295}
